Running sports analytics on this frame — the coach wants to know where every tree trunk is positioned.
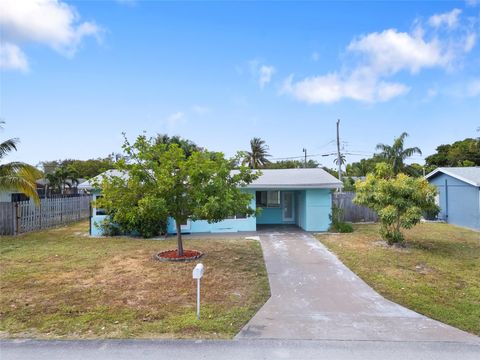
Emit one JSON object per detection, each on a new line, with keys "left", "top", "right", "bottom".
{"left": 176, "top": 220, "right": 184, "bottom": 257}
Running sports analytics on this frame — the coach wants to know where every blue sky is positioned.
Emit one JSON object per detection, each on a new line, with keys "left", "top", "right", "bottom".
{"left": 1, "top": 0, "right": 479, "bottom": 168}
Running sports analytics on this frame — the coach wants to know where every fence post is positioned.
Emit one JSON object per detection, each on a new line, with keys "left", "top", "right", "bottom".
{"left": 14, "top": 202, "right": 19, "bottom": 235}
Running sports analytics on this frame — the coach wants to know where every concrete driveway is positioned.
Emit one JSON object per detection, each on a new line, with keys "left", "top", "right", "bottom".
{"left": 236, "top": 229, "right": 479, "bottom": 342}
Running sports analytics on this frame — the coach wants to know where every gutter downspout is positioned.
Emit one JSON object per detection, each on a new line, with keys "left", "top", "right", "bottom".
{"left": 444, "top": 179, "right": 449, "bottom": 222}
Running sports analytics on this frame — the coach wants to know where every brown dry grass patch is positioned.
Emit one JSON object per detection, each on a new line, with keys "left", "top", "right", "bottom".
{"left": 0, "top": 221, "right": 270, "bottom": 339}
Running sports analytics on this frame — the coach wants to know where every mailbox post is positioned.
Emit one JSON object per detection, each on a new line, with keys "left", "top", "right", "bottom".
{"left": 192, "top": 263, "right": 204, "bottom": 320}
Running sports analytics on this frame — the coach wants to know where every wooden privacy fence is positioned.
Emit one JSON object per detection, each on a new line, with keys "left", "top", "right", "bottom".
{"left": 333, "top": 192, "right": 378, "bottom": 223}
{"left": 0, "top": 196, "right": 91, "bottom": 235}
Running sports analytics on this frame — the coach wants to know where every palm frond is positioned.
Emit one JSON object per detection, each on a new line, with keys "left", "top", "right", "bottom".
{"left": 0, "top": 162, "right": 41, "bottom": 204}
{"left": 0, "top": 138, "right": 19, "bottom": 160}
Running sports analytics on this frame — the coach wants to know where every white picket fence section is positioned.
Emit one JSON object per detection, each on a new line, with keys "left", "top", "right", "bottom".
{"left": 0, "top": 196, "right": 91, "bottom": 235}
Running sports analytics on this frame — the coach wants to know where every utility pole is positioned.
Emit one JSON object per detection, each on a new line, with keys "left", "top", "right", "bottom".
{"left": 303, "top": 148, "right": 307, "bottom": 168}
{"left": 336, "top": 119, "right": 343, "bottom": 183}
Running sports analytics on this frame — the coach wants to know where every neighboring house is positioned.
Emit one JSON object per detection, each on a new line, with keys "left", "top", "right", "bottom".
{"left": 425, "top": 167, "right": 480, "bottom": 230}
{"left": 78, "top": 168, "right": 343, "bottom": 236}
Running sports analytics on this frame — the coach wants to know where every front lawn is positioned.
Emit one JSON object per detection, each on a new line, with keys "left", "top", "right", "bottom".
{"left": 317, "top": 223, "right": 480, "bottom": 336}
{"left": 0, "top": 221, "right": 270, "bottom": 339}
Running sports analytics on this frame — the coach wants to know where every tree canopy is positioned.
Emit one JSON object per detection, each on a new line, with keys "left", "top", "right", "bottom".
{"left": 266, "top": 159, "right": 319, "bottom": 169}
{"left": 375, "top": 132, "right": 422, "bottom": 175}
{"left": 40, "top": 157, "right": 117, "bottom": 179}
{"left": 425, "top": 138, "right": 480, "bottom": 170}
{"left": 354, "top": 163, "right": 438, "bottom": 245}
{"left": 97, "top": 134, "right": 259, "bottom": 256}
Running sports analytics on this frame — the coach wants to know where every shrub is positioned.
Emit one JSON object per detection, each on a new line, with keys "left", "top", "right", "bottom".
{"left": 329, "top": 204, "right": 354, "bottom": 233}
{"left": 354, "top": 163, "right": 439, "bottom": 245}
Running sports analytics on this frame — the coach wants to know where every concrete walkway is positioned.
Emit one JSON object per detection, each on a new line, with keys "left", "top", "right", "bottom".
{"left": 236, "top": 229, "right": 479, "bottom": 342}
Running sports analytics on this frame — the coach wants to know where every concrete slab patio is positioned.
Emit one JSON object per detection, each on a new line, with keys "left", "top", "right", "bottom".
{"left": 236, "top": 228, "right": 479, "bottom": 343}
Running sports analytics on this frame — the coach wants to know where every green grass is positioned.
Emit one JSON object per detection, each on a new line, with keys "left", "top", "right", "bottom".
{"left": 316, "top": 223, "right": 480, "bottom": 336}
{"left": 0, "top": 221, "right": 270, "bottom": 339}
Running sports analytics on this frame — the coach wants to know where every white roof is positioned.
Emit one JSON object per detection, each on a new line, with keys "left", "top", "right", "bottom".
{"left": 246, "top": 168, "right": 342, "bottom": 189}
{"left": 425, "top": 167, "right": 480, "bottom": 187}
{"left": 77, "top": 170, "right": 126, "bottom": 190}
{"left": 78, "top": 168, "right": 342, "bottom": 190}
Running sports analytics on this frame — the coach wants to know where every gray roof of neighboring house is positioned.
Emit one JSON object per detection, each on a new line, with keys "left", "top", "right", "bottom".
{"left": 425, "top": 167, "right": 480, "bottom": 187}
{"left": 36, "top": 178, "right": 87, "bottom": 187}
{"left": 78, "top": 168, "right": 342, "bottom": 190}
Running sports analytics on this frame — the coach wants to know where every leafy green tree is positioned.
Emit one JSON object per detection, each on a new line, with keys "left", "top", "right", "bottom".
{"left": 425, "top": 138, "right": 480, "bottom": 168}
{"left": 155, "top": 133, "right": 201, "bottom": 157}
{"left": 354, "top": 163, "right": 438, "bottom": 245}
{"left": 376, "top": 132, "right": 422, "bottom": 174}
{"left": 0, "top": 122, "right": 41, "bottom": 203}
{"left": 404, "top": 163, "right": 425, "bottom": 177}
{"left": 45, "top": 165, "right": 79, "bottom": 195}
{"left": 40, "top": 157, "right": 116, "bottom": 179}
{"left": 267, "top": 159, "right": 319, "bottom": 169}
{"left": 345, "top": 156, "right": 383, "bottom": 177}
{"left": 243, "top": 137, "right": 271, "bottom": 169}
{"left": 98, "top": 134, "right": 259, "bottom": 256}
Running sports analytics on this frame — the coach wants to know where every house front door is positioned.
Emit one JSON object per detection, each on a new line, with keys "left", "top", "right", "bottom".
{"left": 282, "top": 192, "right": 294, "bottom": 222}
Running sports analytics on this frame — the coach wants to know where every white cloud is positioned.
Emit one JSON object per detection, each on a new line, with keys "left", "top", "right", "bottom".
{"left": 311, "top": 51, "right": 320, "bottom": 61}
{"left": 464, "top": 32, "right": 477, "bottom": 52}
{"left": 428, "top": 8, "right": 462, "bottom": 29}
{"left": 165, "top": 112, "right": 186, "bottom": 130}
{"left": 259, "top": 65, "right": 275, "bottom": 88}
{"left": 0, "top": 0, "right": 102, "bottom": 71}
{"left": 466, "top": 0, "right": 479, "bottom": 7}
{"left": 282, "top": 8, "right": 478, "bottom": 104}
{"left": 249, "top": 59, "right": 276, "bottom": 88}
{"left": 0, "top": 42, "right": 28, "bottom": 71}
{"left": 282, "top": 72, "right": 409, "bottom": 104}
{"left": 347, "top": 29, "right": 451, "bottom": 75}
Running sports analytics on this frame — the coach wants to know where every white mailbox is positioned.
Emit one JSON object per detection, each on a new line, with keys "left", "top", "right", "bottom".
{"left": 192, "top": 263, "right": 204, "bottom": 279}
{"left": 192, "top": 263, "right": 204, "bottom": 319}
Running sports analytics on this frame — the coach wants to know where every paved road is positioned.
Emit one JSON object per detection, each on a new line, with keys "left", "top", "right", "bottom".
{"left": 1, "top": 339, "right": 480, "bottom": 360}
{"left": 236, "top": 229, "right": 480, "bottom": 342}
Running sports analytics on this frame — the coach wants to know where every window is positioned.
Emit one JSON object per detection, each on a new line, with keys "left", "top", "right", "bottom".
{"left": 256, "top": 191, "right": 281, "bottom": 208}
{"left": 226, "top": 212, "right": 248, "bottom": 220}
{"left": 95, "top": 195, "right": 106, "bottom": 216}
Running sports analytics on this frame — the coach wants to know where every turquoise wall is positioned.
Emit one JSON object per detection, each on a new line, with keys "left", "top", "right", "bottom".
{"left": 256, "top": 190, "right": 297, "bottom": 225}
{"left": 295, "top": 190, "right": 307, "bottom": 229}
{"left": 89, "top": 188, "right": 333, "bottom": 235}
{"left": 429, "top": 173, "right": 480, "bottom": 230}
{"left": 90, "top": 189, "right": 257, "bottom": 236}
{"left": 304, "top": 189, "right": 332, "bottom": 231}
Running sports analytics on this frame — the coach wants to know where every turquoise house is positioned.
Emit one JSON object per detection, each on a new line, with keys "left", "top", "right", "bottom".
{"left": 425, "top": 167, "right": 480, "bottom": 230}
{"left": 78, "top": 168, "right": 342, "bottom": 236}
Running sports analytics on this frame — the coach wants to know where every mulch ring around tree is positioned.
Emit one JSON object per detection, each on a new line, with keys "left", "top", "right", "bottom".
{"left": 154, "top": 249, "right": 203, "bottom": 262}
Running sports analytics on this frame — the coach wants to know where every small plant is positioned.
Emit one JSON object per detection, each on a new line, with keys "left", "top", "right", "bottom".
{"left": 329, "top": 204, "right": 354, "bottom": 233}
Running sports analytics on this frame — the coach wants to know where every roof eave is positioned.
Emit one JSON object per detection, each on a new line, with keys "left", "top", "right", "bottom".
{"left": 244, "top": 183, "right": 343, "bottom": 189}
{"left": 425, "top": 168, "right": 480, "bottom": 187}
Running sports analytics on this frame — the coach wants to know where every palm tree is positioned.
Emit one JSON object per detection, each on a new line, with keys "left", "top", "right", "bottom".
{"left": 333, "top": 153, "right": 346, "bottom": 166}
{"left": 46, "top": 166, "right": 79, "bottom": 195}
{"left": 0, "top": 122, "right": 41, "bottom": 203}
{"left": 244, "top": 137, "right": 271, "bottom": 169}
{"left": 376, "top": 132, "right": 422, "bottom": 174}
